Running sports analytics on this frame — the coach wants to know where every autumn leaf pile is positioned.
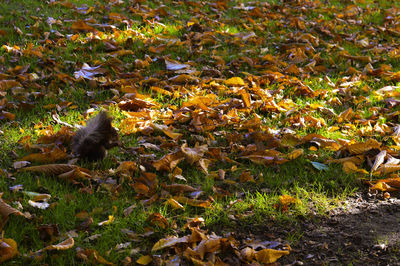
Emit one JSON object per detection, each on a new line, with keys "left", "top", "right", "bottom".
{"left": 1, "top": 0, "right": 400, "bottom": 264}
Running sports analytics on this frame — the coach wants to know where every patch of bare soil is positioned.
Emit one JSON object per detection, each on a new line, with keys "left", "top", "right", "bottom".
{"left": 229, "top": 192, "right": 400, "bottom": 265}
{"left": 277, "top": 192, "right": 400, "bottom": 265}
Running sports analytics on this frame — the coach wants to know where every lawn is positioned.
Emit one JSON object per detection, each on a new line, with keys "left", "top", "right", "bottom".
{"left": 1, "top": 0, "right": 400, "bottom": 264}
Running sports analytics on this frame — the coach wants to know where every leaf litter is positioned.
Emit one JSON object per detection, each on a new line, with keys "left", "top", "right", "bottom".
{"left": 1, "top": 0, "right": 400, "bottom": 264}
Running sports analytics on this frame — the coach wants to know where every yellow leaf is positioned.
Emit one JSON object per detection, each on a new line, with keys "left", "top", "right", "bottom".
{"left": 136, "top": 255, "right": 152, "bottom": 265}
{"left": 343, "top": 161, "right": 368, "bottom": 174}
{"left": 370, "top": 181, "right": 394, "bottom": 192}
{"left": 255, "top": 248, "right": 289, "bottom": 264}
{"left": 165, "top": 198, "right": 184, "bottom": 209}
{"left": 225, "top": 77, "right": 245, "bottom": 86}
{"left": 98, "top": 215, "right": 115, "bottom": 226}
{"left": 288, "top": 149, "right": 303, "bottom": 160}
{"left": 347, "top": 139, "right": 381, "bottom": 155}
{"left": 151, "top": 236, "right": 189, "bottom": 252}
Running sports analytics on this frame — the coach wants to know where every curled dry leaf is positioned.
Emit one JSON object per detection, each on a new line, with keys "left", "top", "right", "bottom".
{"left": 0, "top": 194, "right": 27, "bottom": 230}
{"left": 369, "top": 177, "right": 400, "bottom": 192}
{"left": 152, "top": 151, "right": 185, "bottom": 172}
{"left": 73, "top": 63, "right": 107, "bottom": 80}
{"left": 371, "top": 150, "right": 386, "bottom": 172}
{"left": 115, "top": 161, "right": 137, "bottom": 175}
{"left": 240, "top": 247, "right": 256, "bottom": 262}
{"left": 43, "top": 237, "right": 74, "bottom": 251}
{"left": 147, "top": 213, "right": 168, "bottom": 229}
{"left": 165, "top": 58, "right": 191, "bottom": 71}
{"left": 13, "top": 161, "right": 30, "bottom": 169}
{"left": 164, "top": 198, "right": 184, "bottom": 210}
{"left": 0, "top": 238, "right": 18, "bottom": 263}
{"left": 32, "top": 237, "right": 74, "bottom": 258}
{"left": 20, "top": 164, "right": 91, "bottom": 180}
{"left": 181, "top": 143, "right": 208, "bottom": 165}
{"left": 376, "top": 164, "right": 400, "bottom": 175}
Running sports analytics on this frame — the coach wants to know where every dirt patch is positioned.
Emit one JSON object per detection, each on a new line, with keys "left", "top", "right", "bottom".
{"left": 229, "top": 192, "right": 400, "bottom": 265}
{"left": 276, "top": 192, "right": 400, "bottom": 265}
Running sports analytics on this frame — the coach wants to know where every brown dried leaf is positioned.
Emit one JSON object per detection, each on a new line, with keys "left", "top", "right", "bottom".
{"left": 163, "top": 184, "right": 197, "bottom": 193}
{"left": 181, "top": 143, "right": 207, "bottom": 165}
{"left": 0, "top": 238, "right": 18, "bottom": 263}
{"left": 43, "top": 237, "right": 74, "bottom": 251}
{"left": 71, "top": 21, "right": 97, "bottom": 32}
{"left": 346, "top": 139, "right": 381, "bottom": 154}
{"left": 20, "top": 164, "right": 91, "bottom": 179}
{"left": 152, "top": 151, "right": 185, "bottom": 172}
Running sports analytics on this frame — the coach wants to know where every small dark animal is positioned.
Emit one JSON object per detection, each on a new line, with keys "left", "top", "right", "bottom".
{"left": 71, "top": 111, "right": 120, "bottom": 161}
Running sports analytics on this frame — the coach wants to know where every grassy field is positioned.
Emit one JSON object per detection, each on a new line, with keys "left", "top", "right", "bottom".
{"left": 0, "top": 0, "right": 400, "bottom": 264}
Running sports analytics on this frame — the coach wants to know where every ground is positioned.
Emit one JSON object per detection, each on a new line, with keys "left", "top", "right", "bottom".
{"left": 1, "top": 0, "right": 400, "bottom": 264}
{"left": 275, "top": 192, "right": 400, "bottom": 265}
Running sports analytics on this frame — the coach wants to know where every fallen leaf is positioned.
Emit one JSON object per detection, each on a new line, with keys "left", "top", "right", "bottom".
{"left": 0, "top": 238, "right": 18, "bottom": 263}
{"left": 255, "top": 248, "right": 290, "bottom": 264}
{"left": 136, "top": 255, "right": 152, "bottom": 265}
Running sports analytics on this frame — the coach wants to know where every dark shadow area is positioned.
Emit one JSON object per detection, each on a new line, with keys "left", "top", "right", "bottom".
{"left": 242, "top": 192, "right": 400, "bottom": 265}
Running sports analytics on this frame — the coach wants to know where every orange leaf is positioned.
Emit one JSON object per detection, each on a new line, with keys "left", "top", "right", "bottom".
{"left": 0, "top": 238, "right": 18, "bottom": 263}
{"left": 71, "top": 20, "right": 97, "bottom": 32}
{"left": 0, "top": 80, "right": 21, "bottom": 90}
{"left": 21, "top": 147, "right": 67, "bottom": 163}
{"left": 279, "top": 195, "right": 299, "bottom": 205}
